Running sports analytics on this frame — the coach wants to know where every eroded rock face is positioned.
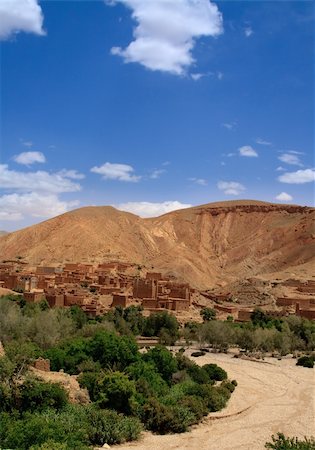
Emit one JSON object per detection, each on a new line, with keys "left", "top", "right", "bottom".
{"left": 31, "top": 367, "right": 90, "bottom": 405}
{"left": 0, "top": 200, "right": 314, "bottom": 289}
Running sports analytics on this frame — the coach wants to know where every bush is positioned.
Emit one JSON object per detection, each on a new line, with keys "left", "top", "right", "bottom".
{"left": 126, "top": 360, "right": 168, "bottom": 397}
{"left": 178, "top": 395, "right": 208, "bottom": 422}
{"left": 93, "top": 371, "right": 136, "bottom": 414}
{"left": 86, "top": 406, "right": 142, "bottom": 445}
{"left": 143, "top": 312, "right": 179, "bottom": 341}
{"left": 143, "top": 346, "right": 178, "bottom": 384}
{"left": 265, "top": 433, "right": 315, "bottom": 449}
{"left": 0, "top": 404, "right": 142, "bottom": 449}
{"left": 202, "top": 363, "right": 227, "bottom": 381}
{"left": 20, "top": 378, "right": 68, "bottom": 412}
{"left": 200, "top": 308, "right": 216, "bottom": 322}
{"left": 141, "top": 398, "right": 195, "bottom": 434}
{"left": 191, "top": 351, "right": 206, "bottom": 357}
{"left": 296, "top": 356, "right": 314, "bottom": 368}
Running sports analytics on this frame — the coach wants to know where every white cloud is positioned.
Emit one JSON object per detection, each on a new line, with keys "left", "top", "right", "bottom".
{"left": 189, "top": 177, "right": 207, "bottom": 186}
{"left": 275, "top": 192, "right": 293, "bottom": 202}
{"left": 0, "top": 0, "right": 45, "bottom": 40}
{"left": 91, "top": 162, "right": 141, "bottom": 182}
{"left": 216, "top": 71, "right": 223, "bottom": 80}
{"left": 150, "top": 169, "right": 166, "bottom": 179}
{"left": 20, "top": 139, "right": 33, "bottom": 147}
{"left": 13, "top": 151, "right": 46, "bottom": 165}
{"left": 278, "top": 169, "right": 315, "bottom": 184}
{"left": 57, "top": 169, "right": 85, "bottom": 180}
{"left": 288, "top": 150, "right": 304, "bottom": 155}
{"left": 108, "top": 0, "right": 223, "bottom": 75}
{"left": 222, "top": 121, "right": 237, "bottom": 130}
{"left": 0, "top": 164, "right": 81, "bottom": 193}
{"left": 244, "top": 27, "right": 253, "bottom": 37}
{"left": 256, "top": 138, "right": 272, "bottom": 146}
{"left": 239, "top": 145, "right": 258, "bottom": 157}
{"left": 278, "top": 153, "right": 303, "bottom": 167}
{"left": 276, "top": 166, "right": 285, "bottom": 172}
{"left": 0, "top": 192, "right": 79, "bottom": 221}
{"left": 217, "top": 181, "right": 246, "bottom": 196}
{"left": 191, "top": 72, "right": 204, "bottom": 81}
{"left": 115, "top": 200, "right": 192, "bottom": 217}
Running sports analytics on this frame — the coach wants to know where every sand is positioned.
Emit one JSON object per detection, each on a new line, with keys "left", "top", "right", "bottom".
{"left": 116, "top": 351, "right": 315, "bottom": 450}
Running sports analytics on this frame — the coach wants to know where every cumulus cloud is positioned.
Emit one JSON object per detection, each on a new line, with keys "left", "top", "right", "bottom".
{"left": 217, "top": 181, "right": 246, "bottom": 195}
{"left": 239, "top": 145, "right": 258, "bottom": 157}
{"left": 115, "top": 200, "right": 192, "bottom": 217}
{"left": 150, "top": 169, "right": 166, "bottom": 179}
{"left": 221, "top": 121, "right": 237, "bottom": 131}
{"left": 278, "top": 169, "right": 315, "bottom": 184}
{"left": 256, "top": 138, "right": 272, "bottom": 146}
{"left": 108, "top": 0, "right": 223, "bottom": 75}
{"left": 91, "top": 162, "right": 141, "bottom": 182}
{"left": 278, "top": 153, "right": 303, "bottom": 167}
{"left": 275, "top": 192, "right": 293, "bottom": 202}
{"left": 0, "top": 164, "right": 82, "bottom": 193}
{"left": 13, "top": 151, "right": 46, "bottom": 165}
{"left": 244, "top": 27, "right": 253, "bottom": 37}
{"left": 189, "top": 178, "right": 207, "bottom": 186}
{"left": 57, "top": 169, "right": 85, "bottom": 180}
{"left": 0, "top": 192, "right": 79, "bottom": 221}
{"left": 0, "top": 0, "right": 45, "bottom": 40}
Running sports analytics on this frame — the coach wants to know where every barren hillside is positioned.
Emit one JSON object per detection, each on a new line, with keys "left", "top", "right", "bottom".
{"left": 0, "top": 200, "right": 314, "bottom": 288}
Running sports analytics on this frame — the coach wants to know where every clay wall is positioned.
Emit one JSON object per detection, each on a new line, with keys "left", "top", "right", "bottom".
{"left": 24, "top": 291, "right": 45, "bottom": 303}
{"left": 46, "top": 294, "right": 64, "bottom": 308}
{"left": 146, "top": 272, "right": 162, "bottom": 281}
{"left": 33, "top": 358, "right": 50, "bottom": 371}
{"left": 142, "top": 298, "right": 158, "bottom": 309}
{"left": 237, "top": 309, "right": 253, "bottom": 321}
{"left": 111, "top": 294, "right": 129, "bottom": 308}
{"left": 133, "top": 279, "right": 157, "bottom": 299}
{"left": 64, "top": 294, "right": 85, "bottom": 306}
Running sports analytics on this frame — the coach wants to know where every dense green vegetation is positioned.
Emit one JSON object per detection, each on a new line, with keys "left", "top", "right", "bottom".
{"left": 265, "top": 433, "right": 315, "bottom": 449}
{"left": 0, "top": 295, "right": 314, "bottom": 448}
{"left": 296, "top": 355, "right": 314, "bottom": 368}
{"left": 0, "top": 295, "right": 238, "bottom": 448}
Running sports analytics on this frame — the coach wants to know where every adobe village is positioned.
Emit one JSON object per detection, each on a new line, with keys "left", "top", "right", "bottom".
{"left": 1, "top": 201, "right": 314, "bottom": 322}
{"left": 0, "top": 201, "right": 314, "bottom": 450}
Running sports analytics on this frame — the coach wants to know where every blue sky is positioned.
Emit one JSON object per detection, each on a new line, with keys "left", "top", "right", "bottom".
{"left": 0, "top": 0, "right": 314, "bottom": 231}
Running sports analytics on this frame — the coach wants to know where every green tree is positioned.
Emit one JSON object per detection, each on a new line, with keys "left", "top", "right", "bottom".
{"left": 200, "top": 307, "right": 216, "bottom": 322}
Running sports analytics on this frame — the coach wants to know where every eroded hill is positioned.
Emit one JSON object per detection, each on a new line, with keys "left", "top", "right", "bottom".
{"left": 0, "top": 200, "right": 314, "bottom": 288}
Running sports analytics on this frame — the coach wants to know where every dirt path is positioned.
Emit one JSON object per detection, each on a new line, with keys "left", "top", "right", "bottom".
{"left": 116, "top": 352, "right": 315, "bottom": 450}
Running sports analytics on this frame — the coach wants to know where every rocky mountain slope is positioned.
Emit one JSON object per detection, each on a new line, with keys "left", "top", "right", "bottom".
{"left": 0, "top": 200, "right": 314, "bottom": 288}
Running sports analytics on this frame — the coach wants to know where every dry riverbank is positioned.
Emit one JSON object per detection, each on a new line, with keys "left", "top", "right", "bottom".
{"left": 116, "top": 351, "right": 315, "bottom": 450}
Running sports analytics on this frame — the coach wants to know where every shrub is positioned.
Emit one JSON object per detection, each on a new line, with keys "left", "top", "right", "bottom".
{"left": 186, "top": 364, "right": 212, "bottom": 384}
{"left": 265, "top": 433, "right": 315, "bottom": 449}
{"left": 221, "top": 380, "right": 236, "bottom": 393}
{"left": 143, "top": 312, "right": 179, "bottom": 341}
{"left": 143, "top": 346, "right": 178, "bottom": 384}
{"left": 86, "top": 406, "right": 142, "bottom": 445}
{"left": 200, "top": 308, "right": 216, "bottom": 322}
{"left": 88, "top": 331, "right": 139, "bottom": 371}
{"left": 191, "top": 351, "right": 206, "bottom": 357}
{"left": 296, "top": 356, "right": 314, "bottom": 368}
{"left": 202, "top": 363, "right": 227, "bottom": 381}
{"left": 93, "top": 371, "right": 136, "bottom": 414}
{"left": 178, "top": 395, "right": 208, "bottom": 422}
{"left": 141, "top": 398, "right": 195, "bottom": 434}
{"left": 20, "top": 378, "right": 68, "bottom": 412}
{"left": 126, "top": 360, "right": 168, "bottom": 397}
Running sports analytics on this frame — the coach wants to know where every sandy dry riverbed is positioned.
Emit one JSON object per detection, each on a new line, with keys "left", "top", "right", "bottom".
{"left": 116, "top": 351, "right": 315, "bottom": 450}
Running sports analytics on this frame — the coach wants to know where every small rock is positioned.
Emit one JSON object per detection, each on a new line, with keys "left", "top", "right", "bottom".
{"left": 103, "top": 444, "right": 110, "bottom": 449}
